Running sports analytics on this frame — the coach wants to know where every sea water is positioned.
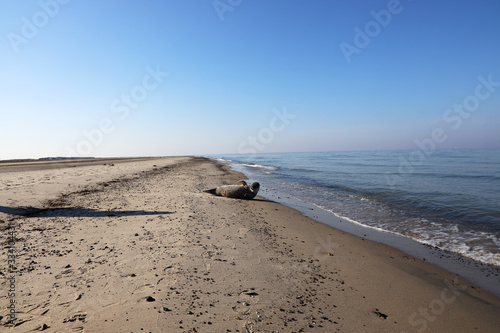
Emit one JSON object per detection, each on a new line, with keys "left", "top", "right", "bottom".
{"left": 210, "top": 149, "right": 500, "bottom": 267}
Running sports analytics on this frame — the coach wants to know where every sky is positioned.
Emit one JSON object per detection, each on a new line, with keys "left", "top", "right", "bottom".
{"left": 1, "top": 0, "right": 499, "bottom": 159}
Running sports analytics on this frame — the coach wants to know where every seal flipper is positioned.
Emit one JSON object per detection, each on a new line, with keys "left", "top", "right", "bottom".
{"left": 204, "top": 188, "right": 217, "bottom": 195}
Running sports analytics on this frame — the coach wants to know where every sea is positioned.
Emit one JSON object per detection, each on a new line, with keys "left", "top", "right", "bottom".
{"left": 209, "top": 149, "right": 500, "bottom": 268}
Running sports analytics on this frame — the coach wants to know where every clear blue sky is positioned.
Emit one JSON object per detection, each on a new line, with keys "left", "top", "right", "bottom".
{"left": 1, "top": 0, "right": 499, "bottom": 159}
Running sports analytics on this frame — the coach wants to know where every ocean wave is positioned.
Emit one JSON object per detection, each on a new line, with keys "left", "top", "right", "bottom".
{"left": 407, "top": 172, "right": 500, "bottom": 181}
{"left": 306, "top": 202, "right": 400, "bottom": 235}
{"left": 289, "top": 168, "right": 321, "bottom": 173}
{"left": 214, "top": 158, "right": 233, "bottom": 162}
{"left": 240, "top": 163, "right": 280, "bottom": 171}
{"left": 441, "top": 174, "right": 500, "bottom": 181}
{"left": 305, "top": 198, "right": 500, "bottom": 267}
{"left": 414, "top": 235, "right": 500, "bottom": 267}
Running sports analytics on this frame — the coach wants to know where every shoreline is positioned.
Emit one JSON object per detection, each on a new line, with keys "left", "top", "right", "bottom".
{"left": 1, "top": 156, "right": 499, "bottom": 331}
{"left": 225, "top": 159, "right": 500, "bottom": 298}
{"left": 257, "top": 185, "right": 500, "bottom": 299}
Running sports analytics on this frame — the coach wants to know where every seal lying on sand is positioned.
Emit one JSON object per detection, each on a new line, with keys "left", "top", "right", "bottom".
{"left": 204, "top": 180, "right": 260, "bottom": 200}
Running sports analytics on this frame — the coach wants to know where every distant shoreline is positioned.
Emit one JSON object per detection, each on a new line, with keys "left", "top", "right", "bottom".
{"left": 0, "top": 157, "right": 168, "bottom": 174}
{"left": 0, "top": 157, "right": 96, "bottom": 163}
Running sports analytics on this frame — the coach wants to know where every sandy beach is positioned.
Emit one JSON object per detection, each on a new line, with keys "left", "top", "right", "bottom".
{"left": 1, "top": 156, "right": 499, "bottom": 332}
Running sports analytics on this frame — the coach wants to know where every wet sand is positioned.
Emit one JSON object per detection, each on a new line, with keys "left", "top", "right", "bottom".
{"left": 1, "top": 156, "right": 499, "bottom": 332}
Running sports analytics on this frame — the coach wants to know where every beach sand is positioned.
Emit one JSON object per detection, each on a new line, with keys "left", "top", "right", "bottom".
{"left": 1, "top": 156, "right": 499, "bottom": 332}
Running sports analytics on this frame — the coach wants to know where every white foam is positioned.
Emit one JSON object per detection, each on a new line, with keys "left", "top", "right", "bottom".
{"left": 240, "top": 163, "right": 279, "bottom": 170}
{"left": 405, "top": 229, "right": 500, "bottom": 267}
{"left": 307, "top": 201, "right": 401, "bottom": 235}
{"left": 215, "top": 158, "right": 232, "bottom": 162}
{"left": 302, "top": 200, "right": 500, "bottom": 267}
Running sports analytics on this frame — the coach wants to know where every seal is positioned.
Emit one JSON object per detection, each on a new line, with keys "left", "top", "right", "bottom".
{"left": 204, "top": 180, "right": 260, "bottom": 200}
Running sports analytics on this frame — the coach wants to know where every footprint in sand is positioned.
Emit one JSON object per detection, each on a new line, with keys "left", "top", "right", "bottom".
{"left": 80, "top": 256, "right": 152, "bottom": 313}
{"left": 232, "top": 289, "right": 260, "bottom": 317}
